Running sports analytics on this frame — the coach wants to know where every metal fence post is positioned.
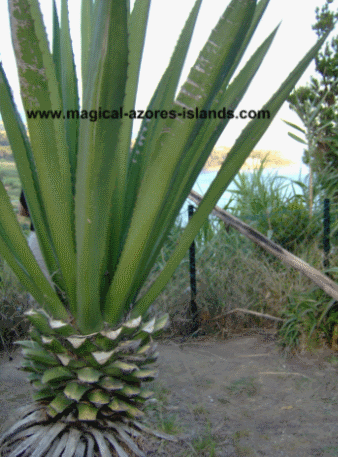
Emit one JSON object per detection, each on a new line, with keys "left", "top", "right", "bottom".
{"left": 188, "top": 205, "right": 199, "bottom": 333}
{"left": 323, "top": 198, "right": 331, "bottom": 271}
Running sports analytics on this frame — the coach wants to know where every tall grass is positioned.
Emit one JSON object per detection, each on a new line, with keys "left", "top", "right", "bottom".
{"left": 145, "top": 163, "right": 338, "bottom": 348}
{"left": 226, "top": 159, "right": 324, "bottom": 253}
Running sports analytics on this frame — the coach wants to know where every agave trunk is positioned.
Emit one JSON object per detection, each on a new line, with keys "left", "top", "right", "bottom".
{"left": 0, "top": 311, "right": 172, "bottom": 457}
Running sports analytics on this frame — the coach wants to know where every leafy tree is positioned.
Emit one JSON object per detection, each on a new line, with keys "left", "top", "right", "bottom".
{"left": 287, "top": 0, "right": 338, "bottom": 201}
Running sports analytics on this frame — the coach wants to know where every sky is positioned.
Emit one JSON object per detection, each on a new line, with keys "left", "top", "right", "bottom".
{"left": 0, "top": 0, "right": 337, "bottom": 167}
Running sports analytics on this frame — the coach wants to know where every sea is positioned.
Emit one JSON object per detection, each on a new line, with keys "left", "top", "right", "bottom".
{"left": 177, "top": 163, "right": 310, "bottom": 227}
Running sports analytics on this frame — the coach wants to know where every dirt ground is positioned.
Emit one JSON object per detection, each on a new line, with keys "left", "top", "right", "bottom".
{"left": 1, "top": 331, "right": 338, "bottom": 456}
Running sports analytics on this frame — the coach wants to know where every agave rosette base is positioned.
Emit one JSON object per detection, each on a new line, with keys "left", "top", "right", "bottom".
{"left": 0, "top": 311, "right": 174, "bottom": 457}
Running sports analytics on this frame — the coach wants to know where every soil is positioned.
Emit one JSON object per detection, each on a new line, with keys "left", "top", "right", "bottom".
{"left": 1, "top": 331, "right": 338, "bottom": 456}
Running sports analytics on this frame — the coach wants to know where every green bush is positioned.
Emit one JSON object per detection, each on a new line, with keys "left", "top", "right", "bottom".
{"left": 227, "top": 161, "right": 322, "bottom": 254}
{"left": 268, "top": 196, "right": 318, "bottom": 252}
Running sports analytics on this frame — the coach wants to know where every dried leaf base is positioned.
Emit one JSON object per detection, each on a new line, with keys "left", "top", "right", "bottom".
{"left": 0, "top": 402, "right": 177, "bottom": 457}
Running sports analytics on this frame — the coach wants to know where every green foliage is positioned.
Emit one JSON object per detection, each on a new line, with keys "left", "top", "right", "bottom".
{"left": 0, "top": 128, "right": 13, "bottom": 161}
{"left": 270, "top": 197, "right": 314, "bottom": 251}
{"left": 190, "top": 197, "right": 234, "bottom": 254}
{"left": 288, "top": 0, "right": 338, "bottom": 201}
{"left": 278, "top": 287, "right": 338, "bottom": 351}
{"left": 278, "top": 293, "right": 317, "bottom": 350}
{"left": 191, "top": 429, "right": 217, "bottom": 456}
{"left": 227, "top": 161, "right": 321, "bottom": 253}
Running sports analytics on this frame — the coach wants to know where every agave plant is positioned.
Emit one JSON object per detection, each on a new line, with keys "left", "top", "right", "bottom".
{"left": 0, "top": 0, "right": 330, "bottom": 455}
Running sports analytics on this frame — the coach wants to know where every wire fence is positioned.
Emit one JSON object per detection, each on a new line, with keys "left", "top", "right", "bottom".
{"left": 182, "top": 198, "right": 338, "bottom": 333}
